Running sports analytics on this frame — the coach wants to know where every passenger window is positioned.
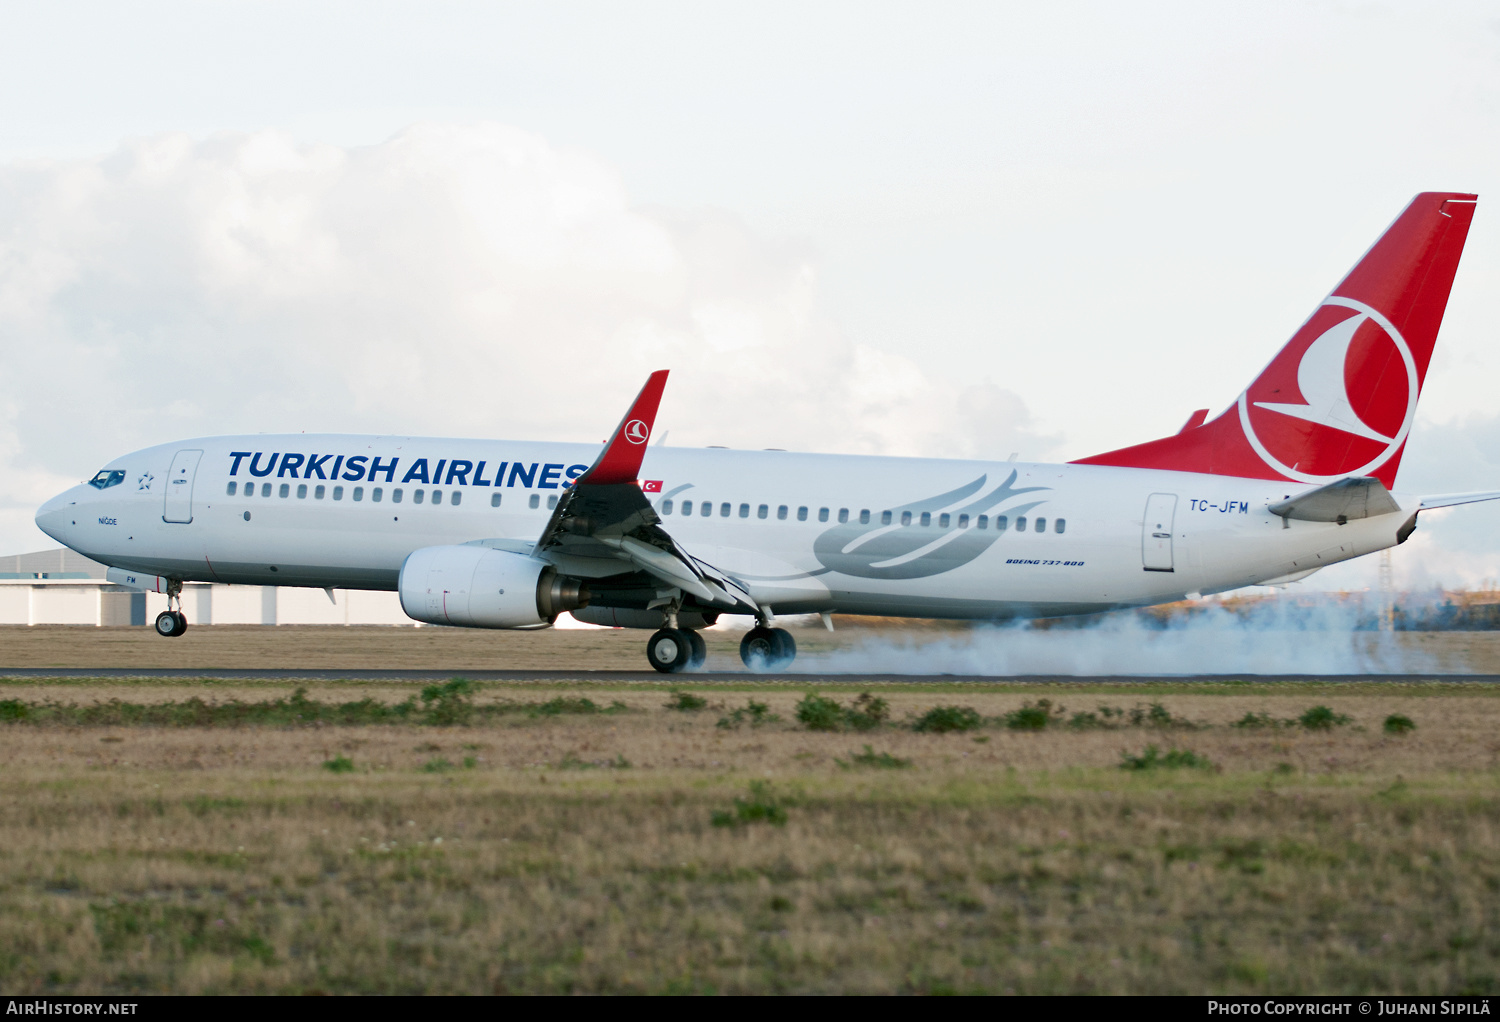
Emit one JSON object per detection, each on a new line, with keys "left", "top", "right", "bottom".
{"left": 296, "top": 484, "right": 307, "bottom": 499}
{"left": 1035, "top": 517, "right": 1046, "bottom": 533}
{"left": 372, "top": 487, "right": 383, "bottom": 502}
{"left": 490, "top": 493, "right": 501, "bottom": 507}
{"left": 995, "top": 515, "right": 1007, "bottom": 531}
{"left": 314, "top": 485, "right": 325, "bottom": 499}
{"left": 226, "top": 481, "right": 237, "bottom": 496}
{"left": 1055, "top": 518, "right": 1066, "bottom": 534}
{"left": 261, "top": 483, "right": 271, "bottom": 497}
{"left": 394, "top": 489, "right": 405, "bottom": 503}
{"left": 881, "top": 510, "right": 892, "bottom": 525}
{"left": 739, "top": 503, "right": 750, "bottom": 518}
{"left": 529, "top": 494, "right": 540, "bottom": 509}
{"left": 413, "top": 490, "right": 424, "bottom": 505}
{"left": 720, "top": 503, "right": 731, "bottom": 517}
{"left": 920, "top": 512, "right": 931, "bottom": 527}
{"left": 433, "top": 490, "right": 443, "bottom": 505}
{"left": 777, "top": 505, "right": 788, "bottom": 520}
{"left": 901, "top": 511, "right": 912, "bottom": 526}
{"left": 352, "top": 487, "right": 363, "bottom": 501}
{"left": 662, "top": 499, "right": 674, "bottom": 515}
{"left": 547, "top": 494, "right": 557, "bottom": 509}
{"left": 680, "top": 500, "right": 692, "bottom": 515}
{"left": 757, "top": 504, "right": 768, "bottom": 519}
{"left": 1015, "top": 516, "right": 1027, "bottom": 532}
{"left": 333, "top": 486, "right": 343, "bottom": 500}
{"left": 703, "top": 502, "right": 713, "bottom": 517}
{"left": 818, "top": 508, "right": 829, "bottom": 522}
{"left": 797, "top": 506, "right": 808, "bottom": 521}
{"left": 977, "top": 515, "right": 988, "bottom": 530}
{"left": 939, "top": 513, "right": 950, "bottom": 528}
{"left": 279, "top": 484, "right": 290, "bottom": 498}
{"left": 859, "top": 509, "right": 870, "bottom": 524}
{"left": 451, "top": 491, "right": 462, "bottom": 506}
{"left": 958, "top": 514, "right": 969, "bottom": 528}
{"left": 838, "top": 508, "right": 849, "bottom": 524}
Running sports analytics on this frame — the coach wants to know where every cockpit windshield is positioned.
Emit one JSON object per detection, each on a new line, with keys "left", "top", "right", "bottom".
{"left": 89, "top": 469, "right": 126, "bottom": 490}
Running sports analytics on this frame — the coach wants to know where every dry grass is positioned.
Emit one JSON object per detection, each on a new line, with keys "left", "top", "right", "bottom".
{"left": 1, "top": 678, "right": 1499, "bottom": 994}
{"left": 4, "top": 622, "right": 1500, "bottom": 673}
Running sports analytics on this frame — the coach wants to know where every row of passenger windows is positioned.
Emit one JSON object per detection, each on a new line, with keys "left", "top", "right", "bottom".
{"left": 658, "top": 499, "right": 1066, "bottom": 534}
{"left": 224, "top": 478, "right": 1065, "bottom": 532}
{"left": 226, "top": 480, "right": 561, "bottom": 510}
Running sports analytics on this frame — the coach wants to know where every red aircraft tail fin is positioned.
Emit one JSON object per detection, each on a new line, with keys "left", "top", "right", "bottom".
{"left": 1073, "top": 192, "right": 1477, "bottom": 487}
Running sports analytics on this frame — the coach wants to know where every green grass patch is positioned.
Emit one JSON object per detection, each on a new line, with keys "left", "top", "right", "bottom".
{"left": 0, "top": 685, "right": 629, "bottom": 728}
{"left": 1383, "top": 713, "right": 1417, "bottom": 735}
{"left": 716, "top": 699, "right": 779, "bottom": 730}
{"left": 795, "top": 693, "right": 889, "bottom": 732}
{"left": 322, "top": 755, "right": 355, "bottom": 774}
{"left": 711, "top": 781, "right": 787, "bottom": 828}
{"left": 835, "top": 745, "right": 912, "bottom": 770}
{"left": 1119, "top": 745, "right": 1213, "bottom": 771}
{"left": 665, "top": 691, "right": 708, "bottom": 712}
{"left": 912, "top": 706, "right": 983, "bottom": 733}
{"left": 1298, "top": 705, "right": 1352, "bottom": 730}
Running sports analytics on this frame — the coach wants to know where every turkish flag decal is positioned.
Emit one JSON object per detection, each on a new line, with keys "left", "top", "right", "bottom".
{"left": 642, "top": 480, "right": 662, "bottom": 493}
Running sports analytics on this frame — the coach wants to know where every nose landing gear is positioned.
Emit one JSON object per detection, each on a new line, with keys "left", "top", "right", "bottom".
{"left": 153, "top": 578, "right": 188, "bottom": 638}
{"left": 155, "top": 610, "right": 187, "bottom": 637}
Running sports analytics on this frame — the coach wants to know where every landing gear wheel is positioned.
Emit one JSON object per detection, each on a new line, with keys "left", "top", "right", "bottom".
{"left": 740, "top": 626, "right": 796, "bottom": 672}
{"left": 646, "top": 628, "right": 692, "bottom": 673}
{"left": 685, "top": 630, "right": 707, "bottom": 670}
{"left": 154, "top": 610, "right": 187, "bottom": 638}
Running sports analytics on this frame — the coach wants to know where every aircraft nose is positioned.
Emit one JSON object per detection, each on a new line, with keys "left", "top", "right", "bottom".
{"left": 35, "top": 489, "right": 80, "bottom": 543}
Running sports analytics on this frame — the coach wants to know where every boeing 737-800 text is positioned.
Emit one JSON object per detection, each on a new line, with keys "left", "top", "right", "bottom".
{"left": 35, "top": 192, "right": 1497, "bottom": 672}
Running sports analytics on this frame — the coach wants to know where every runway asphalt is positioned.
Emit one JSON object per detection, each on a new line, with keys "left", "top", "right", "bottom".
{"left": 0, "top": 668, "right": 1496, "bottom": 683}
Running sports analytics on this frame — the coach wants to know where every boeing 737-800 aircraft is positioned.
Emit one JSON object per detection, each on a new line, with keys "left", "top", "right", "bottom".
{"left": 34, "top": 192, "right": 1498, "bottom": 672}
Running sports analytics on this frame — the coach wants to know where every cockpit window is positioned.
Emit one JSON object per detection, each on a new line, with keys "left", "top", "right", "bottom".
{"left": 89, "top": 470, "right": 126, "bottom": 490}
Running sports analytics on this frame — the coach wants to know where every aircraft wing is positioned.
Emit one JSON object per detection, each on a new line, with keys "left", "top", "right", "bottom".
{"left": 532, "top": 370, "right": 758, "bottom": 612}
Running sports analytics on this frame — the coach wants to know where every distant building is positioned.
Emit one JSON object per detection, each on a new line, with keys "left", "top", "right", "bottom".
{"left": 0, "top": 548, "right": 410, "bottom": 626}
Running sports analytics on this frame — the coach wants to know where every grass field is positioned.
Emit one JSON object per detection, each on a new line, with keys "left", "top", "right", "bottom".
{"left": 4, "top": 620, "right": 1500, "bottom": 672}
{"left": 2, "top": 658, "right": 1499, "bottom": 994}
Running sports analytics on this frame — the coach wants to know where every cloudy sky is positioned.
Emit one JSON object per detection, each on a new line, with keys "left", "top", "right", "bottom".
{"left": 1, "top": 1, "right": 1498, "bottom": 590}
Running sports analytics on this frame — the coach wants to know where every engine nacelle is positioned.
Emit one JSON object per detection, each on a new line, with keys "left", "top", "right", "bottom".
{"left": 398, "top": 545, "right": 589, "bottom": 628}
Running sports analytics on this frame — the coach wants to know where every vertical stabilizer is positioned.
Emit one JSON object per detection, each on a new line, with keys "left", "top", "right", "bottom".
{"left": 1074, "top": 192, "right": 1477, "bottom": 487}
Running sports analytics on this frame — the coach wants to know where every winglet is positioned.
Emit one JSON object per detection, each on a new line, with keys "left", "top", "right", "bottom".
{"left": 576, "top": 370, "right": 669, "bottom": 486}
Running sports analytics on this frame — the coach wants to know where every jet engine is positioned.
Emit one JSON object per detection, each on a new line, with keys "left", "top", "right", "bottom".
{"left": 398, "top": 545, "right": 589, "bottom": 628}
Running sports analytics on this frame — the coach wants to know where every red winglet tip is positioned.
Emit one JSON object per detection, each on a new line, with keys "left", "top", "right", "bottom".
{"left": 578, "top": 371, "right": 670, "bottom": 486}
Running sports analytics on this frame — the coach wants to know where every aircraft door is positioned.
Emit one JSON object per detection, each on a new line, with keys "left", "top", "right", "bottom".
{"left": 1142, "top": 493, "right": 1177, "bottom": 572}
{"left": 163, "top": 449, "right": 203, "bottom": 524}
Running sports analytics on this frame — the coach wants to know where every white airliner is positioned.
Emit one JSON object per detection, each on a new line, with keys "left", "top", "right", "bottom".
{"left": 34, "top": 192, "right": 1497, "bottom": 672}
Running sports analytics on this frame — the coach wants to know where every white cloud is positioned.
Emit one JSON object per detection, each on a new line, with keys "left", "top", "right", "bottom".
{"left": 0, "top": 122, "right": 1051, "bottom": 552}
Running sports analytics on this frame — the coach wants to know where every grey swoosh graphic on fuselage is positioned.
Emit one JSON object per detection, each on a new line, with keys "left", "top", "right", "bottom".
{"left": 811, "top": 471, "right": 1049, "bottom": 580}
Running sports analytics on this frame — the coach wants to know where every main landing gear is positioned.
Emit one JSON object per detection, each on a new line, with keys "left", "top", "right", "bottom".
{"left": 646, "top": 627, "right": 707, "bottom": 674}
{"left": 642, "top": 605, "right": 797, "bottom": 674}
{"left": 739, "top": 626, "right": 795, "bottom": 672}
{"left": 153, "top": 578, "right": 188, "bottom": 638}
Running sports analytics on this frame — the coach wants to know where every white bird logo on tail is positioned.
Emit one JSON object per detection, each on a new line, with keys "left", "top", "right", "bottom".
{"left": 1253, "top": 311, "right": 1394, "bottom": 443}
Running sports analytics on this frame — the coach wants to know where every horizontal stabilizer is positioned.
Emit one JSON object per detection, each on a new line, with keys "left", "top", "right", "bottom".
{"left": 1418, "top": 491, "right": 1500, "bottom": 511}
{"left": 1269, "top": 476, "right": 1401, "bottom": 523}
